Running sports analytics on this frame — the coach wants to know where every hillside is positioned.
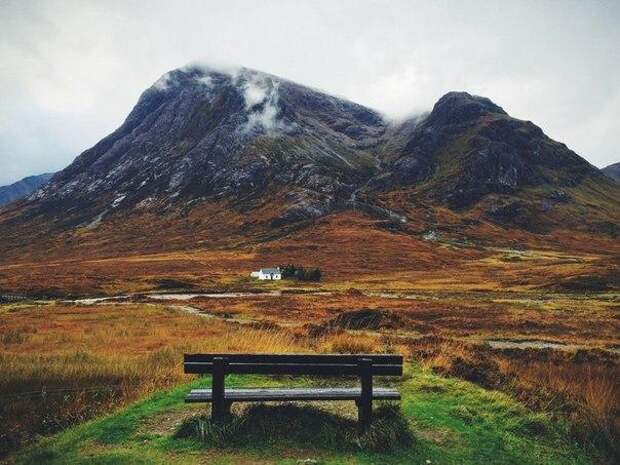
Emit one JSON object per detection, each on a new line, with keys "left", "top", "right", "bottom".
{"left": 0, "top": 173, "right": 54, "bottom": 208}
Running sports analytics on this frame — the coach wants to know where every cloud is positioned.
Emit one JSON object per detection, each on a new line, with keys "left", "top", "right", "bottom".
{"left": 195, "top": 75, "right": 213, "bottom": 87}
{"left": 242, "top": 80, "right": 269, "bottom": 109}
{"left": 237, "top": 71, "right": 283, "bottom": 133}
{"left": 244, "top": 90, "right": 280, "bottom": 132}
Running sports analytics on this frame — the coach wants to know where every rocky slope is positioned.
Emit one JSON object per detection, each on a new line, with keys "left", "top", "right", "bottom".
{"left": 0, "top": 65, "right": 618, "bottom": 255}
{"left": 0, "top": 173, "right": 54, "bottom": 207}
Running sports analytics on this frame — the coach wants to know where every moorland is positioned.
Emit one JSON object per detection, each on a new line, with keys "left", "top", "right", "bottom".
{"left": 1, "top": 212, "right": 618, "bottom": 464}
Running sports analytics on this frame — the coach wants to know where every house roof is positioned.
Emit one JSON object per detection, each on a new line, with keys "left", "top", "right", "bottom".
{"left": 260, "top": 267, "right": 280, "bottom": 274}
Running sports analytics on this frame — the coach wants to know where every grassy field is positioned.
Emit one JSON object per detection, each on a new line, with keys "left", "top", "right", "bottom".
{"left": 1, "top": 289, "right": 618, "bottom": 464}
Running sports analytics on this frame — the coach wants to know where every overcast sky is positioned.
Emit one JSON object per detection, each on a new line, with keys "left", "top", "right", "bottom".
{"left": 1, "top": 0, "right": 619, "bottom": 186}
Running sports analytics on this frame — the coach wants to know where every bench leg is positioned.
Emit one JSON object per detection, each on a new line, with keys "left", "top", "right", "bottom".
{"left": 358, "top": 358, "right": 373, "bottom": 432}
{"left": 212, "top": 400, "right": 232, "bottom": 422}
{"left": 357, "top": 399, "right": 372, "bottom": 432}
{"left": 211, "top": 357, "right": 229, "bottom": 423}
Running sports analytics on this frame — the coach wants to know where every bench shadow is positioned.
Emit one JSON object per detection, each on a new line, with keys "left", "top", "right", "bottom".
{"left": 175, "top": 403, "right": 414, "bottom": 452}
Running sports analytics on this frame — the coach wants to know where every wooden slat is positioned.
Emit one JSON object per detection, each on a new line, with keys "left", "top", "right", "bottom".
{"left": 184, "top": 353, "right": 403, "bottom": 365}
{"left": 185, "top": 387, "right": 401, "bottom": 403}
{"left": 184, "top": 362, "right": 403, "bottom": 376}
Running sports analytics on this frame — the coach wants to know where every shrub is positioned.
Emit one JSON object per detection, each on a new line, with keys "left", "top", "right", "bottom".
{"left": 279, "top": 265, "right": 322, "bottom": 282}
{"left": 1, "top": 331, "right": 28, "bottom": 345}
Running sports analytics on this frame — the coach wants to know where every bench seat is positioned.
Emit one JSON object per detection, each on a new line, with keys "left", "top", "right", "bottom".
{"left": 185, "top": 387, "right": 400, "bottom": 403}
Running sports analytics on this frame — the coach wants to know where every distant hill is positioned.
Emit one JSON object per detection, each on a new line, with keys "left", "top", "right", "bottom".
{"left": 0, "top": 173, "right": 54, "bottom": 207}
{"left": 602, "top": 162, "right": 620, "bottom": 182}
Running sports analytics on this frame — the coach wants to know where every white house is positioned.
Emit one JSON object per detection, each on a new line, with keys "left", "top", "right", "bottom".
{"left": 250, "top": 267, "right": 282, "bottom": 280}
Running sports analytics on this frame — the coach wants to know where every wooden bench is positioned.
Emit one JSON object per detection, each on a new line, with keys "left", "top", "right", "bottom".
{"left": 184, "top": 353, "right": 403, "bottom": 430}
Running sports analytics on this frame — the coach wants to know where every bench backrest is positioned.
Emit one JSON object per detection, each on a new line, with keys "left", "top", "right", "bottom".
{"left": 184, "top": 353, "right": 403, "bottom": 376}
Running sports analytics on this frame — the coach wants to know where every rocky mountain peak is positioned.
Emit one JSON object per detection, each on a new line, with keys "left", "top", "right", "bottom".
{"left": 142, "top": 65, "right": 385, "bottom": 140}
{"left": 29, "top": 64, "right": 387, "bottom": 227}
{"left": 427, "top": 91, "right": 507, "bottom": 127}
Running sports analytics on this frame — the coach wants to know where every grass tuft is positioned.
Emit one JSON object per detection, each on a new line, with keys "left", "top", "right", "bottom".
{"left": 1, "top": 330, "right": 28, "bottom": 345}
{"left": 175, "top": 403, "right": 414, "bottom": 452}
{"left": 319, "top": 332, "right": 381, "bottom": 354}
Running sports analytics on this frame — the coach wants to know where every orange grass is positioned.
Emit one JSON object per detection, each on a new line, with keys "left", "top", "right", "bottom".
{"left": 0, "top": 302, "right": 303, "bottom": 457}
{"left": 497, "top": 359, "right": 619, "bottom": 456}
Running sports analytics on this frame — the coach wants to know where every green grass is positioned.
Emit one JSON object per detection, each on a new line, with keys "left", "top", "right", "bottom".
{"left": 5, "top": 366, "right": 595, "bottom": 465}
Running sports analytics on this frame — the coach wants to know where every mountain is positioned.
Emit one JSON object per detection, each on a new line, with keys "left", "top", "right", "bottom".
{"left": 374, "top": 92, "right": 598, "bottom": 204}
{"left": 31, "top": 66, "right": 386, "bottom": 228}
{"left": 602, "top": 162, "right": 620, "bottom": 182}
{"left": 0, "top": 173, "right": 54, "bottom": 207}
{"left": 0, "top": 64, "right": 618, "bottom": 268}
{"left": 366, "top": 92, "right": 619, "bottom": 233}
